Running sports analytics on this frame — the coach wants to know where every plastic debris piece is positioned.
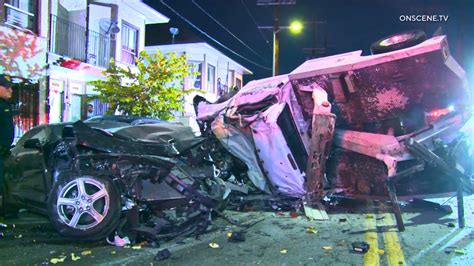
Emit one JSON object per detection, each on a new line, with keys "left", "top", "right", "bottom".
{"left": 280, "top": 249, "right": 288, "bottom": 254}
{"left": 132, "top": 245, "right": 141, "bottom": 250}
{"left": 352, "top": 242, "right": 370, "bottom": 254}
{"left": 71, "top": 253, "right": 80, "bottom": 261}
{"left": 81, "top": 251, "right": 92, "bottom": 256}
{"left": 454, "top": 249, "right": 467, "bottom": 255}
{"left": 290, "top": 212, "right": 298, "bottom": 218}
{"left": 106, "top": 235, "right": 130, "bottom": 247}
{"left": 276, "top": 211, "right": 285, "bottom": 216}
{"left": 209, "top": 242, "right": 220, "bottom": 249}
{"left": 50, "top": 257, "right": 66, "bottom": 264}
{"left": 155, "top": 249, "right": 171, "bottom": 261}
{"left": 0, "top": 223, "right": 7, "bottom": 229}
{"left": 111, "top": 251, "right": 116, "bottom": 254}
{"left": 306, "top": 226, "right": 318, "bottom": 234}
{"left": 322, "top": 246, "right": 333, "bottom": 250}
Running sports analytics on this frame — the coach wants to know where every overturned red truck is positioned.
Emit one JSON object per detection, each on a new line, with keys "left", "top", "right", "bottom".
{"left": 195, "top": 30, "right": 473, "bottom": 230}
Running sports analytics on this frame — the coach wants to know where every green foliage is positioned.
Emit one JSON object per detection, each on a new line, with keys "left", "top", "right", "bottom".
{"left": 88, "top": 50, "right": 194, "bottom": 120}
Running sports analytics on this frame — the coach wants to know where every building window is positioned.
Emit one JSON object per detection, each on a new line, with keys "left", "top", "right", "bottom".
{"left": 121, "top": 22, "right": 139, "bottom": 65}
{"left": 207, "top": 64, "right": 215, "bottom": 93}
{"left": 188, "top": 62, "right": 202, "bottom": 89}
{"left": 236, "top": 77, "right": 242, "bottom": 90}
{"left": 3, "top": 0, "right": 37, "bottom": 32}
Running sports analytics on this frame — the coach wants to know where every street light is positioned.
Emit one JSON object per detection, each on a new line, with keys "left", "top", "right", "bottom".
{"left": 289, "top": 20, "right": 303, "bottom": 34}
{"left": 259, "top": 19, "right": 303, "bottom": 76}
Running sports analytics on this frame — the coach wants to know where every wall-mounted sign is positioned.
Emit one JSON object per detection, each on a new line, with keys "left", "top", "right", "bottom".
{"left": 50, "top": 79, "right": 65, "bottom": 93}
{"left": 69, "top": 82, "right": 84, "bottom": 94}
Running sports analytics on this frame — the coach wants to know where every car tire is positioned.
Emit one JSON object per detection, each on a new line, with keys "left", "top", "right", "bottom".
{"left": 47, "top": 171, "right": 121, "bottom": 241}
{"left": 370, "top": 30, "right": 427, "bottom": 55}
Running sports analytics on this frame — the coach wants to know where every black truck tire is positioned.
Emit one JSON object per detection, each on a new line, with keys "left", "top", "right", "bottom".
{"left": 370, "top": 30, "right": 427, "bottom": 55}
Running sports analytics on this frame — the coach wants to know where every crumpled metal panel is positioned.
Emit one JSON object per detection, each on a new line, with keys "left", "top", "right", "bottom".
{"left": 211, "top": 114, "right": 270, "bottom": 193}
{"left": 250, "top": 103, "right": 306, "bottom": 197}
{"left": 71, "top": 121, "right": 179, "bottom": 156}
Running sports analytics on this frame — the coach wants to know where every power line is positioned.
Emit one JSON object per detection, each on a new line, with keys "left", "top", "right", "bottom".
{"left": 240, "top": 0, "right": 272, "bottom": 50}
{"left": 160, "top": 0, "right": 271, "bottom": 71}
{"left": 192, "top": 0, "right": 269, "bottom": 64}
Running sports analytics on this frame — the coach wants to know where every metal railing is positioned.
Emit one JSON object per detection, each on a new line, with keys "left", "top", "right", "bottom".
{"left": 4, "top": 3, "right": 36, "bottom": 32}
{"left": 49, "top": 15, "right": 112, "bottom": 68}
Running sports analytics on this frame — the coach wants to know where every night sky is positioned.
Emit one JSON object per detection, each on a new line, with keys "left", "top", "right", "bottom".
{"left": 144, "top": 0, "right": 474, "bottom": 83}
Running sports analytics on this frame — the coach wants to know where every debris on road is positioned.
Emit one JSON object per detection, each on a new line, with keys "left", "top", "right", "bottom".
{"left": 70, "top": 253, "right": 80, "bottom": 261}
{"left": 306, "top": 226, "right": 318, "bottom": 234}
{"left": 208, "top": 242, "right": 220, "bottom": 249}
{"left": 50, "top": 256, "right": 66, "bottom": 264}
{"left": 322, "top": 246, "right": 333, "bottom": 251}
{"left": 81, "top": 250, "right": 92, "bottom": 256}
{"left": 454, "top": 249, "right": 467, "bottom": 255}
{"left": 155, "top": 249, "right": 171, "bottom": 261}
{"left": 106, "top": 235, "right": 131, "bottom": 247}
{"left": 280, "top": 249, "right": 288, "bottom": 254}
{"left": 409, "top": 198, "right": 453, "bottom": 214}
{"left": 227, "top": 231, "right": 246, "bottom": 242}
{"left": 351, "top": 242, "right": 370, "bottom": 254}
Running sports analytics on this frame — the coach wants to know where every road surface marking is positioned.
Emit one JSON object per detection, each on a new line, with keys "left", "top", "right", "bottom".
{"left": 364, "top": 213, "right": 380, "bottom": 266}
{"left": 379, "top": 213, "right": 406, "bottom": 266}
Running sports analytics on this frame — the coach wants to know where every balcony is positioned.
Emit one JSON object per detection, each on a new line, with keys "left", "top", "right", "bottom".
{"left": 49, "top": 15, "right": 112, "bottom": 68}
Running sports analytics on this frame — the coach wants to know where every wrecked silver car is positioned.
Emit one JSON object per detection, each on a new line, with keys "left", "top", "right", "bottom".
{"left": 3, "top": 121, "right": 239, "bottom": 241}
{"left": 194, "top": 31, "right": 473, "bottom": 230}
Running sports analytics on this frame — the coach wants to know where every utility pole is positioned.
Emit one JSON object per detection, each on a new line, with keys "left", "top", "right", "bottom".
{"left": 257, "top": 0, "right": 296, "bottom": 76}
{"left": 273, "top": 4, "right": 279, "bottom": 76}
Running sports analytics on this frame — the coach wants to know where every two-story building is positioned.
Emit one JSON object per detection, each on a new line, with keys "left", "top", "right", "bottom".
{"left": 1, "top": 0, "right": 168, "bottom": 139}
{"left": 47, "top": 0, "right": 168, "bottom": 123}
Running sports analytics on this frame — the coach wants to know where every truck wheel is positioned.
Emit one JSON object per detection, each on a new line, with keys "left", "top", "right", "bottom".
{"left": 370, "top": 30, "right": 427, "bottom": 54}
{"left": 47, "top": 171, "right": 121, "bottom": 241}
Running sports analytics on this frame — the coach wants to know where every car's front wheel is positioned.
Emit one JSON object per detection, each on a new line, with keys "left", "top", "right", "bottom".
{"left": 47, "top": 171, "right": 121, "bottom": 241}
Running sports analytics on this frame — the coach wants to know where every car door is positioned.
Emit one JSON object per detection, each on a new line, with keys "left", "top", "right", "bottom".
{"left": 6, "top": 126, "right": 49, "bottom": 208}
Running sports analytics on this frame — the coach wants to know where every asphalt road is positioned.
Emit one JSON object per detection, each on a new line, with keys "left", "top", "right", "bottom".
{"left": 0, "top": 195, "right": 473, "bottom": 265}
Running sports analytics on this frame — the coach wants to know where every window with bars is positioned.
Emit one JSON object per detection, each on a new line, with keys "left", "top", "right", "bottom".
{"left": 121, "top": 22, "right": 138, "bottom": 65}
{"left": 3, "top": 0, "right": 37, "bottom": 32}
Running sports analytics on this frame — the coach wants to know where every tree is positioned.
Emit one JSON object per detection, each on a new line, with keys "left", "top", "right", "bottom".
{"left": 89, "top": 50, "right": 194, "bottom": 120}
